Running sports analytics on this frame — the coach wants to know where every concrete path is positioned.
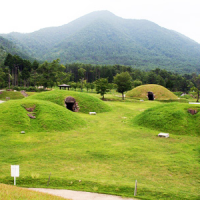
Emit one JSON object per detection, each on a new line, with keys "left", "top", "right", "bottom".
{"left": 0, "top": 100, "right": 5, "bottom": 104}
{"left": 28, "top": 188, "right": 136, "bottom": 200}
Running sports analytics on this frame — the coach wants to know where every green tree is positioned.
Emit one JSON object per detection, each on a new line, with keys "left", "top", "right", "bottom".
{"left": 90, "top": 82, "right": 95, "bottom": 92}
{"left": 21, "top": 59, "right": 31, "bottom": 87}
{"left": 193, "top": 75, "right": 200, "bottom": 102}
{"left": 133, "top": 80, "right": 142, "bottom": 88}
{"left": 114, "top": 72, "right": 132, "bottom": 100}
{"left": 70, "top": 82, "right": 77, "bottom": 91}
{"left": 0, "top": 68, "right": 6, "bottom": 88}
{"left": 95, "top": 78, "right": 109, "bottom": 99}
{"left": 78, "top": 68, "right": 86, "bottom": 92}
{"left": 31, "top": 60, "right": 39, "bottom": 86}
{"left": 55, "top": 64, "right": 71, "bottom": 85}
{"left": 37, "top": 59, "right": 62, "bottom": 88}
{"left": 85, "top": 82, "right": 91, "bottom": 92}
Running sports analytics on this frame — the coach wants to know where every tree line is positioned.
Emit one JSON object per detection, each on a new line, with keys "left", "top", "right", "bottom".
{"left": 1, "top": 53, "right": 200, "bottom": 97}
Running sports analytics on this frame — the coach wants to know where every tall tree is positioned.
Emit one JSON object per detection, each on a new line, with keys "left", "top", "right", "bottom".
{"left": 95, "top": 78, "right": 109, "bottom": 99}
{"left": 114, "top": 72, "right": 132, "bottom": 100}
{"left": 193, "top": 75, "right": 200, "bottom": 102}
{"left": 0, "top": 68, "right": 6, "bottom": 88}
{"left": 78, "top": 68, "right": 86, "bottom": 92}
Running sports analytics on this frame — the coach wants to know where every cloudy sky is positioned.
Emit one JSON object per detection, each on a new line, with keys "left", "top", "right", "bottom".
{"left": 1, "top": 0, "right": 200, "bottom": 43}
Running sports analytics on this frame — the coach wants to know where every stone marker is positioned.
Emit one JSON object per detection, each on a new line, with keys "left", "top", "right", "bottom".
{"left": 89, "top": 112, "right": 96, "bottom": 115}
{"left": 189, "top": 102, "right": 200, "bottom": 104}
{"left": 158, "top": 133, "right": 169, "bottom": 138}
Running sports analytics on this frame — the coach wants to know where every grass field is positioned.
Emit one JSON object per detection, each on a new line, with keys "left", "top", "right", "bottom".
{"left": 0, "top": 90, "right": 199, "bottom": 199}
{"left": 0, "top": 184, "right": 67, "bottom": 200}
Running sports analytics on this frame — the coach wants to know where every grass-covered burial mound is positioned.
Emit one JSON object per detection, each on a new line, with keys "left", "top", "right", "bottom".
{"left": 126, "top": 84, "right": 178, "bottom": 100}
{"left": 0, "top": 91, "right": 24, "bottom": 100}
{"left": 133, "top": 103, "right": 200, "bottom": 136}
{"left": 27, "top": 90, "right": 111, "bottom": 113}
{"left": 0, "top": 99, "right": 86, "bottom": 132}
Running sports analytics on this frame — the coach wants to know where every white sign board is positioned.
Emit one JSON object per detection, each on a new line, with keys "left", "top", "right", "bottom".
{"left": 11, "top": 165, "right": 19, "bottom": 177}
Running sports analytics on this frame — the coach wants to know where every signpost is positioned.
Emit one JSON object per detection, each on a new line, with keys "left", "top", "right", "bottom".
{"left": 134, "top": 180, "right": 137, "bottom": 196}
{"left": 11, "top": 165, "right": 19, "bottom": 185}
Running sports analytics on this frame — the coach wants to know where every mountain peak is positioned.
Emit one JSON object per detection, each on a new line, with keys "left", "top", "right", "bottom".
{"left": 1, "top": 11, "right": 200, "bottom": 73}
{"left": 81, "top": 10, "right": 116, "bottom": 18}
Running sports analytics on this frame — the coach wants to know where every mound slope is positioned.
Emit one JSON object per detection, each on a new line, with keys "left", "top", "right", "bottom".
{"left": 133, "top": 103, "right": 200, "bottom": 135}
{"left": 126, "top": 84, "right": 178, "bottom": 100}
{"left": 27, "top": 90, "right": 111, "bottom": 113}
{"left": 0, "top": 99, "right": 86, "bottom": 132}
{"left": 0, "top": 91, "right": 24, "bottom": 100}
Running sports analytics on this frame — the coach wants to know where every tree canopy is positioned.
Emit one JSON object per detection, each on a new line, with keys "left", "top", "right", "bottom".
{"left": 95, "top": 78, "right": 110, "bottom": 99}
{"left": 114, "top": 72, "right": 132, "bottom": 99}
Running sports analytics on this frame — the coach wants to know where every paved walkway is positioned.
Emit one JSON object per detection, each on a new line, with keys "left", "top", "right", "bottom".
{"left": 0, "top": 100, "right": 5, "bottom": 104}
{"left": 28, "top": 188, "right": 136, "bottom": 200}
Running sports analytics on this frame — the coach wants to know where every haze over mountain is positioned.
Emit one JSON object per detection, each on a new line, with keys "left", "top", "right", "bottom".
{"left": 1, "top": 10, "right": 200, "bottom": 74}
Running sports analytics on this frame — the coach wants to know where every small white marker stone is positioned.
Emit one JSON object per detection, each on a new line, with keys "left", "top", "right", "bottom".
{"left": 89, "top": 112, "right": 96, "bottom": 115}
{"left": 158, "top": 133, "right": 169, "bottom": 138}
{"left": 189, "top": 102, "right": 200, "bottom": 104}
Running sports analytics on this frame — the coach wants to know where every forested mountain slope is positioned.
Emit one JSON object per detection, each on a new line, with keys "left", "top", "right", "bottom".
{"left": 1, "top": 11, "right": 200, "bottom": 73}
{"left": 0, "top": 36, "right": 34, "bottom": 65}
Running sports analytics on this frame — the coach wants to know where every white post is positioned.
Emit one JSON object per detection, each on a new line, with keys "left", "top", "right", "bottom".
{"left": 14, "top": 176, "right": 16, "bottom": 186}
{"left": 134, "top": 180, "right": 137, "bottom": 196}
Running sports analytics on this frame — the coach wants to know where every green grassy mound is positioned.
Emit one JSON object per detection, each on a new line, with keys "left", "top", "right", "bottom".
{"left": 126, "top": 84, "right": 178, "bottom": 100}
{"left": 0, "top": 91, "right": 24, "bottom": 100}
{"left": 27, "top": 90, "right": 111, "bottom": 113}
{"left": 133, "top": 102, "right": 200, "bottom": 135}
{"left": 0, "top": 99, "right": 86, "bottom": 132}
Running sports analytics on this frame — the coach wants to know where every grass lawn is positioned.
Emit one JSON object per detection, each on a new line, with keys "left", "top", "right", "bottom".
{"left": 0, "top": 184, "right": 68, "bottom": 200}
{"left": 0, "top": 91, "right": 199, "bottom": 200}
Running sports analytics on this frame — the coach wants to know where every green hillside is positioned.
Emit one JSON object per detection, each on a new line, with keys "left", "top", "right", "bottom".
{"left": 1, "top": 11, "right": 200, "bottom": 73}
{"left": 0, "top": 36, "right": 34, "bottom": 62}
{"left": 133, "top": 102, "right": 200, "bottom": 135}
{"left": 27, "top": 90, "right": 111, "bottom": 113}
{"left": 0, "top": 99, "right": 86, "bottom": 132}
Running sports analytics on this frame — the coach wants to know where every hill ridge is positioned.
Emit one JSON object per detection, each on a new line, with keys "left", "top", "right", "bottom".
{"left": 1, "top": 10, "right": 200, "bottom": 73}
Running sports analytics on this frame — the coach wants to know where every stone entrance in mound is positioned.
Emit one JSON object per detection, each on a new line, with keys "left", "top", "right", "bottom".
{"left": 147, "top": 92, "right": 155, "bottom": 100}
{"left": 65, "top": 96, "right": 79, "bottom": 112}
